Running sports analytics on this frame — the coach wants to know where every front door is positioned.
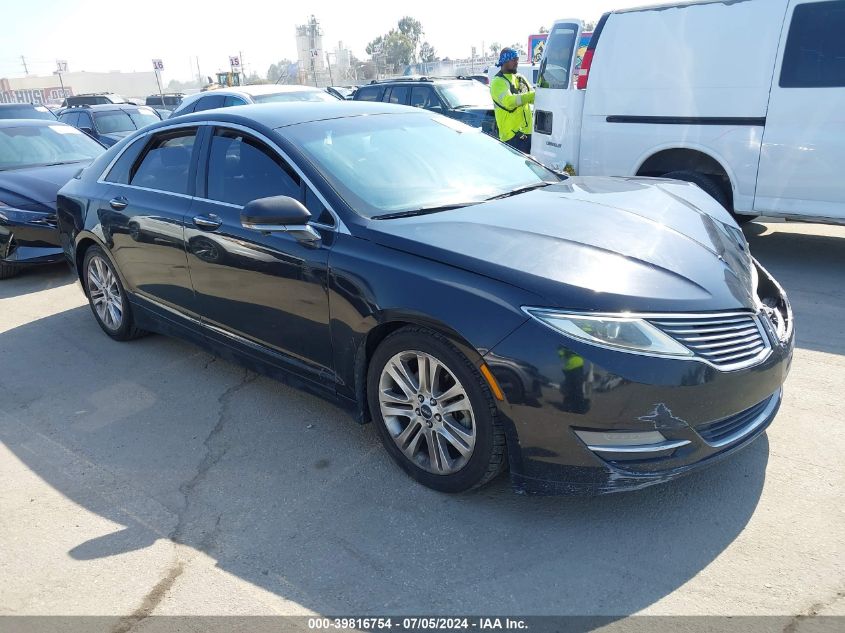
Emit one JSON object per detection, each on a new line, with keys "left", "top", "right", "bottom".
{"left": 185, "top": 125, "right": 334, "bottom": 381}
{"left": 755, "top": 0, "right": 845, "bottom": 220}
{"left": 100, "top": 125, "right": 200, "bottom": 316}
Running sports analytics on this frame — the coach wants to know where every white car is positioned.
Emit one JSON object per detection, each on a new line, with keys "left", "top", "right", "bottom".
{"left": 170, "top": 84, "right": 339, "bottom": 118}
{"left": 532, "top": 0, "right": 845, "bottom": 224}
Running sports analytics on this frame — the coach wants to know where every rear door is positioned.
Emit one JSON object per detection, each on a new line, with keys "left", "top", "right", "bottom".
{"left": 100, "top": 125, "right": 201, "bottom": 317}
{"left": 531, "top": 19, "right": 583, "bottom": 169}
{"left": 755, "top": 0, "right": 845, "bottom": 220}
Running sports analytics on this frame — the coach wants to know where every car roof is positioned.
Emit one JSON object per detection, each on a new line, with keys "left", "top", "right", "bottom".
{"left": 160, "top": 101, "right": 419, "bottom": 130}
{"left": 0, "top": 103, "right": 43, "bottom": 108}
{"left": 182, "top": 84, "right": 325, "bottom": 102}
{"left": 62, "top": 104, "right": 155, "bottom": 112}
{"left": 0, "top": 118, "right": 63, "bottom": 128}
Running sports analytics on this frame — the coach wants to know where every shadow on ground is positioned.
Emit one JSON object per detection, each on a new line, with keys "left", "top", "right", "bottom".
{"left": 0, "top": 265, "right": 74, "bottom": 300}
{"left": 0, "top": 305, "right": 769, "bottom": 616}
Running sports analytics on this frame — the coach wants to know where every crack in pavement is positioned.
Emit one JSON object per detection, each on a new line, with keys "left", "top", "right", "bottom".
{"left": 783, "top": 589, "right": 845, "bottom": 633}
{"left": 111, "top": 368, "right": 258, "bottom": 632}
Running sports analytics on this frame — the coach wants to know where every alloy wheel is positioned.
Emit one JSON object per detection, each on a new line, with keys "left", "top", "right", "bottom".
{"left": 87, "top": 255, "right": 123, "bottom": 330}
{"left": 378, "top": 350, "right": 476, "bottom": 475}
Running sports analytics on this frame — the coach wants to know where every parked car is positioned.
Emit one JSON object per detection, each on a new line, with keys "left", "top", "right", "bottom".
{"left": 533, "top": 0, "right": 845, "bottom": 223}
{"left": 0, "top": 119, "right": 105, "bottom": 279}
{"left": 57, "top": 104, "right": 161, "bottom": 147}
{"left": 146, "top": 93, "right": 185, "bottom": 110}
{"left": 353, "top": 77, "right": 496, "bottom": 136}
{"left": 56, "top": 102, "right": 793, "bottom": 495}
{"left": 0, "top": 103, "right": 57, "bottom": 121}
{"left": 60, "top": 93, "right": 126, "bottom": 107}
{"left": 169, "top": 85, "right": 339, "bottom": 117}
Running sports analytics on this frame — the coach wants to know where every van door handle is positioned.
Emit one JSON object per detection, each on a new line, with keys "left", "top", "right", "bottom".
{"left": 109, "top": 196, "right": 128, "bottom": 210}
{"left": 193, "top": 214, "right": 222, "bottom": 230}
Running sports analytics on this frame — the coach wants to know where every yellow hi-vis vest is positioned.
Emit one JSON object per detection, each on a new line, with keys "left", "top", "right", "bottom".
{"left": 490, "top": 71, "right": 535, "bottom": 142}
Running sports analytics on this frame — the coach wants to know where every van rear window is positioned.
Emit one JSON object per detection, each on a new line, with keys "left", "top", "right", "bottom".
{"left": 780, "top": 0, "right": 845, "bottom": 88}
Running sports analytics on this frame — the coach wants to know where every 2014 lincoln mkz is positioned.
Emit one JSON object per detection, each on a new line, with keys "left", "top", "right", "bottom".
{"left": 56, "top": 102, "right": 794, "bottom": 494}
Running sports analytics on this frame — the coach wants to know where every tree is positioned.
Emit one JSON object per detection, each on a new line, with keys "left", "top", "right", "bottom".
{"left": 509, "top": 42, "right": 527, "bottom": 57}
{"left": 584, "top": 21, "right": 597, "bottom": 32}
{"left": 398, "top": 16, "right": 423, "bottom": 45}
{"left": 419, "top": 41, "right": 438, "bottom": 63}
{"left": 365, "top": 35, "right": 384, "bottom": 56}
{"left": 539, "top": 26, "right": 548, "bottom": 34}
{"left": 246, "top": 72, "right": 267, "bottom": 85}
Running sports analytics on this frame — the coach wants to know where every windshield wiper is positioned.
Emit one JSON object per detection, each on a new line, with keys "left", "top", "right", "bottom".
{"left": 43, "top": 160, "right": 85, "bottom": 167}
{"left": 372, "top": 202, "right": 479, "bottom": 220}
{"left": 485, "top": 182, "right": 556, "bottom": 201}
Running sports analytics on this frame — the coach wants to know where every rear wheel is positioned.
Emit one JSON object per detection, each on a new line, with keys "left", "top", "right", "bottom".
{"left": 367, "top": 327, "right": 506, "bottom": 492}
{"left": 663, "top": 170, "right": 755, "bottom": 224}
{"left": 82, "top": 246, "right": 146, "bottom": 341}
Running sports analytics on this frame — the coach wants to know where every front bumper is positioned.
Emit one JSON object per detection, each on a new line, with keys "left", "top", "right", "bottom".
{"left": 0, "top": 213, "right": 64, "bottom": 267}
{"left": 486, "top": 311, "right": 794, "bottom": 496}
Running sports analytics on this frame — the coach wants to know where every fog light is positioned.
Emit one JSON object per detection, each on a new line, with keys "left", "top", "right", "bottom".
{"left": 574, "top": 429, "right": 690, "bottom": 453}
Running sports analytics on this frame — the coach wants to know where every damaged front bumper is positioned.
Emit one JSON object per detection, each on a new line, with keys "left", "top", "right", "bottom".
{"left": 0, "top": 208, "right": 64, "bottom": 267}
{"left": 486, "top": 294, "right": 794, "bottom": 495}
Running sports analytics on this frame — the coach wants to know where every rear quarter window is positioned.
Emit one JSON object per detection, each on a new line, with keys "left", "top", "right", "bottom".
{"left": 354, "top": 86, "right": 383, "bottom": 102}
{"left": 780, "top": 0, "right": 845, "bottom": 88}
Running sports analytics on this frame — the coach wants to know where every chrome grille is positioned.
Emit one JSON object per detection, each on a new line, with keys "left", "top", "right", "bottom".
{"left": 696, "top": 392, "right": 779, "bottom": 447}
{"left": 649, "top": 313, "right": 770, "bottom": 370}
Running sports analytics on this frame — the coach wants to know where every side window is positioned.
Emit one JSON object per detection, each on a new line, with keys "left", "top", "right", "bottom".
{"left": 129, "top": 128, "right": 198, "bottom": 194}
{"left": 59, "top": 112, "right": 79, "bottom": 127}
{"left": 193, "top": 95, "right": 225, "bottom": 112}
{"left": 305, "top": 186, "right": 335, "bottom": 226}
{"left": 223, "top": 96, "right": 247, "bottom": 107}
{"left": 386, "top": 86, "right": 410, "bottom": 104}
{"left": 104, "top": 136, "right": 147, "bottom": 184}
{"left": 354, "top": 86, "right": 383, "bottom": 102}
{"left": 780, "top": 1, "right": 845, "bottom": 88}
{"left": 410, "top": 86, "right": 435, "bottom": 108}
{"left": 206, "top": 128, "right": 301, "bottom": 207}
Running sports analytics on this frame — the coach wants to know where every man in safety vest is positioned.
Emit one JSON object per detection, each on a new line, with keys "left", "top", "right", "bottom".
{"left": 489, "top": 48, "right": 535, "bottom": 154}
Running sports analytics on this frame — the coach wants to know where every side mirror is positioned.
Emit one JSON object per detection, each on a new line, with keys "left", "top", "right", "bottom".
{"left": 240, "top": 195, "right": 320, "bottom": 246}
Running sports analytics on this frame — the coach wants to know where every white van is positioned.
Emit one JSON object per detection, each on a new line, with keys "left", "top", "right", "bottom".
{"left": 532, "top": 0, "right": 845, "bottom": 223}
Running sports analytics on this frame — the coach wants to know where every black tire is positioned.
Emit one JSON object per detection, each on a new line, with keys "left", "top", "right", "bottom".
{"left": 367, "top": 326, "right": 507, "bottom": 493}
{"left": 662, "top": 170, "right": 755, "bottom": 224}
{"left": 0, "top": 262, "right": 20, "bottom": 280}
{"left": 82, "top": 245, "right": 146, "bottom": 341}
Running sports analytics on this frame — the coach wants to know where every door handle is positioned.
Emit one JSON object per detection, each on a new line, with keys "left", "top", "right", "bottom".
{"left": 193, "top": 214, "right": 222, "bottom": 230}
{"left": 109, "top": 196, "right": 128, "bottom": 210}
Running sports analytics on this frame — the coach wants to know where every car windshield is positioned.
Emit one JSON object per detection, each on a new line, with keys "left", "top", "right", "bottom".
{"left": 286, "top": 112, "right": 558, "bottom": 218}
{"left": 0, "top": 105, "right": 56, "bottom": 121}
{"left": 437, "top": 81, "right": 494, "bottom": 108}
{"left": 0, "top": 124, "right": 104, "bottom": 170}
{"left": 253, "top": 90, "right": 339, "bottom": 103}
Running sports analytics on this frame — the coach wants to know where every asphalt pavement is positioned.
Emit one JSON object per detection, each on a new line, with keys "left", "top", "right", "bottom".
{"left": 0, "top": 219, "right": 843, "bottom": 625}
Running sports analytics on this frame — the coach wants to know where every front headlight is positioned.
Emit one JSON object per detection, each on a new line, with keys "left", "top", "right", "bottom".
{"left": 525, "top": 309, "right": 694, "bottom": 358}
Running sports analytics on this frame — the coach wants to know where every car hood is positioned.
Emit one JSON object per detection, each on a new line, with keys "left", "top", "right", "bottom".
{"left": 363, "top": 177, "right": 757, "bottom": 313}
{"left": 0, "top": 162, "right": 89, "bottom": 210}
{"left": 99, "top": 131, "right": 132, "bottom": 146}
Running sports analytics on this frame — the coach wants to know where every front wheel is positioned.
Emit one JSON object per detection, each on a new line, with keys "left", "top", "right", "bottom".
{"left": 367, "top": 327, "right": 506, "bottom": 492}
{"left": 82, "top": 246, "right": 146, "bottom": 341}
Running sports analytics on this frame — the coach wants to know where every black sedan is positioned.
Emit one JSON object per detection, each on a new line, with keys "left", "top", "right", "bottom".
{"left": 56, "top": 102, "right": 793, "bottom": 494}
{"left": 1, "top": 119, "right": 105, "bottom": 279}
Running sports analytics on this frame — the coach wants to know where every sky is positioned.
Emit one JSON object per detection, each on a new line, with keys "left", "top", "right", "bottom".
{"left": 0, "top": 0, "right": 658, "bottom": 82}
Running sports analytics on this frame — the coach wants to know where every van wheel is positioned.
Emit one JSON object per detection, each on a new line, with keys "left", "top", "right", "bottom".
{"left": 663, "top": 170, "right": 754, "bottom": 224}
